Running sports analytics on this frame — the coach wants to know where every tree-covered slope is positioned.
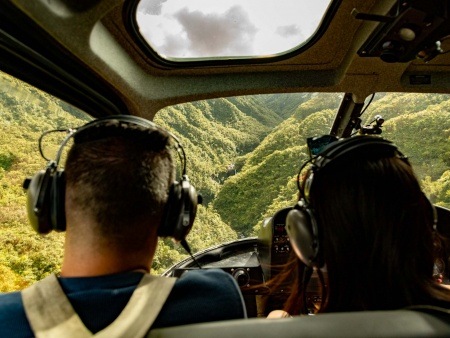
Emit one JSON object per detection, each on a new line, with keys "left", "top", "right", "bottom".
{"left": 239, "top": 93, "right": 342, "bottom": 169}
{"left": 154, "top": 95, "right": 301, "bottom": 203}
{"left": 251, "top": 93, "right": 315, "bottom": 119}
{"left": 213, "top": 104, "right": 339, "bottom": 236}
{"left": 363, "top": 93, "right": 450, "bottom": 123}
{"left": 382, "top": 105, "right": 450, "bottom": 180}
{"left": 0, "top": 73, "right": 89, "bottom": 291}
{"left": 213, "top": 93, "right": 450, "bottom": 236}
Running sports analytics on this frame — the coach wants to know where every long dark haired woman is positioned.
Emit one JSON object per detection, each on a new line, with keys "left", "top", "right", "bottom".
{"left": 267, "top": 136, "right": 450, "bottom": 317}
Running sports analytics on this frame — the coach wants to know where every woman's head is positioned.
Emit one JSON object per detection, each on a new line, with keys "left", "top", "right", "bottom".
{"left": 288, "top": 136, "right": 444, "bottom": 312}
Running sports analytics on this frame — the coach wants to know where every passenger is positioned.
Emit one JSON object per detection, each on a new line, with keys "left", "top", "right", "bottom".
{"left": 0, "top": 116, "right": 246, "bottom": 337}
{"left": 268, "top": 135, "right": 450, "bottom": 317}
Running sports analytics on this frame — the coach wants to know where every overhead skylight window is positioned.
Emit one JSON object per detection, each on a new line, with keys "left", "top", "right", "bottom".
{"left": 134, "top": 0, "right": 333, "bottom": 61}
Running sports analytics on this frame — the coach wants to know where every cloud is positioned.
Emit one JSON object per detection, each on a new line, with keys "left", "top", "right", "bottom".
{"left": 164, "top": 5, "right": 257, "bottom": 57}
{"left": 138, "top": 0, "right": 168, "bottom": 15}
{"left": 158, "top": 33, "right": 190, "bottom": 57}
{"left": 275, "top": 25, "right": 301, "bottom": 38}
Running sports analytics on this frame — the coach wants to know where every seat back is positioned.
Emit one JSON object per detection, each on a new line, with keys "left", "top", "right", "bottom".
{"left": 147, "top": 309, "right": 450, "bottom": 338}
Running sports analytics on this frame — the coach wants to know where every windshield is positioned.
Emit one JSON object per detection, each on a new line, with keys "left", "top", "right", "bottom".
{"left": 1, "top": 69, "right": 450, "bottom": 289}
{"left": 153, "top": 92, "right": 450, "bottom": 238}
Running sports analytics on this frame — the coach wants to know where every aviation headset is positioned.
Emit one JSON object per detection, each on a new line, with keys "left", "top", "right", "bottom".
{"left": 285, "top": 135, "right": 438, "bottom": 269}
{"left": 23, "top": 115, "right": 198, "bottom": 242}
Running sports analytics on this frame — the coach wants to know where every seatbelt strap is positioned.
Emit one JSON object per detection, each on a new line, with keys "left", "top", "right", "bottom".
{"left": 22, "top": 273, "right": 176, "bottom": 338}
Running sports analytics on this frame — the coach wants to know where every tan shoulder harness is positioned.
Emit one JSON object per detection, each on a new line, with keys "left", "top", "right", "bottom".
{"left": 21, "top": 273, "right": 176, "bottom": 338}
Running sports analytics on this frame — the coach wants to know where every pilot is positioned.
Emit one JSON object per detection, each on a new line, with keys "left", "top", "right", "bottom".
{"left": 268, "top": 135, "right": 450, "bottom": 317}
{"left": 0, "top": 116, "right": 246, "bottom": 337}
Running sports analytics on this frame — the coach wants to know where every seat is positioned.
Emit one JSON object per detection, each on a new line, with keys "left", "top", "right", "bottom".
{"left": 148, "top": 308, "right": 450, "bottom": 338}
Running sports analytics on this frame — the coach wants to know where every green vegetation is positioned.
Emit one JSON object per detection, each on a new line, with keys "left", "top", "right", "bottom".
{"left": 212, "top": 95, "right": 341, "bottom": 236}
{"left": 1, "top": 71, "right": 450, "bottom": 290}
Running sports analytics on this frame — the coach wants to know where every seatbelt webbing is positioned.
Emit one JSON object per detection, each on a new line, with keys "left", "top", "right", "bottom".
{"left": 22, "top": 274, "right": 90, "bottom": 338}
{"left": 22, "top": 273, "right": 176, "bottom": 338}
{"left": 97, "top": 274, "right": 176, "bottom": 338}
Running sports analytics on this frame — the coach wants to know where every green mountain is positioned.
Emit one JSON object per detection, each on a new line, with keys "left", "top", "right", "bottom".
{"left": 213, "top": 93, "right": 450, "bottom": 236}
{"left": 154, "top": 95, "right": 305, "bottom": 204}
{"left": 212, "top": 94, "right": 342, "bottom": 235}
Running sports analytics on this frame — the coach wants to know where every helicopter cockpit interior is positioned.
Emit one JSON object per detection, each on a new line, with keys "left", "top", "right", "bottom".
{"left": 2, "top": 0, "right": 450, "bottom": 336}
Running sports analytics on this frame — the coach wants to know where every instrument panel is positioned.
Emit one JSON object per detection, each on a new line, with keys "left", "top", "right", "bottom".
{"left": 163, "top": 207, "right": 324, "bottom": 317}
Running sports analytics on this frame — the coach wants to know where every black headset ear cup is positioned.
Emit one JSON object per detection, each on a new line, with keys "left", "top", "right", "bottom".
{"left": 286, "top": 201, "right": 321, "bottom": 268}
{"left": 158, "top": 177, "right": 198, "bottom": 241}
{"left": 25, "top": 169, "right": 53, "bottom": 234}
{"left": 25, "top": 167, "right": 66, "bottom": 234}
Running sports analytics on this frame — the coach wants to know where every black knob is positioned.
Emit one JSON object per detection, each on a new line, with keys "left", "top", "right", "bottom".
{"left": 232, "top": 268, "right": 250, "bottom": 287}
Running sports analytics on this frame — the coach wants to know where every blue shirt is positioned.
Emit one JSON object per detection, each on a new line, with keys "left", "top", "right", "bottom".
{"left": 0, "top": 269, "right": 247, "bottom": 337}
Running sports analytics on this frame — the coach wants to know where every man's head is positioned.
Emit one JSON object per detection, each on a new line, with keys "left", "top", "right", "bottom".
{"left": 26, "top": 116, "right": 199, "bottom": 252}
{"left": 25, "top": 116, "right": 201, "bottom": 275}
{"left": 64, "top": 121, "right": 175, "bottom": 252}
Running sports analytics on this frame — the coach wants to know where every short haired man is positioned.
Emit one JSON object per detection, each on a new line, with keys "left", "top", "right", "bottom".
{"left": 0, "top": 117, "right": 246, "bottom": 337}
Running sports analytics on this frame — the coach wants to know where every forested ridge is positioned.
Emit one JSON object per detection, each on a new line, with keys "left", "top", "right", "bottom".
{"left": 1, "top": 70, "right": 450, "bottom": 291}
{"left": 213, "top": 92, "right": 450, "bottom": 236}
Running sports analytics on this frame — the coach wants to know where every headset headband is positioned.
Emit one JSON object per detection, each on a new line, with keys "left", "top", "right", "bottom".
{"left": 300, "top": 136, "right": 408, "bottom": 202}
{"left": 39, "top": 115, "right": 187, "bottom": 176}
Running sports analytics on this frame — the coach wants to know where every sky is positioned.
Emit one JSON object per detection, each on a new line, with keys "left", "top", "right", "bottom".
{"left": 136, "top": 0, "right": 332, "bottom": 59}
